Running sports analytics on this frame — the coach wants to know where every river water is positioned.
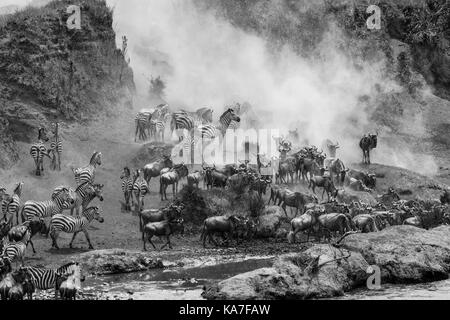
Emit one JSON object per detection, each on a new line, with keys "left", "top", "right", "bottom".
{"left": 82, "top": 257, "right": 450, "bottom": 300}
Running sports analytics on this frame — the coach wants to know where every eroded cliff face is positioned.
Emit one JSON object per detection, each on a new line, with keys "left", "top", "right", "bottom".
{"left": 0, "top": 0, "right": 134, "bottom": 167}
{"left": 203, "top": 0, "right": 450, "bottom": 94}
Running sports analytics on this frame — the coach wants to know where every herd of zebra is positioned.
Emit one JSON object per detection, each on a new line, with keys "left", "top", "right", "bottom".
{"left": 0, "top": 150, "right": 104, "bottom": 299}
{"left": 134, "top": 103, "right": 242, "bottom": 150}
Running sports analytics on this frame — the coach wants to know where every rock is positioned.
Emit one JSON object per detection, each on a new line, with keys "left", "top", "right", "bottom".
{"left": 203, "top": 226, "right": 450, "bottom": 300}
{"left": 342, "top": 225, "right": 450, "bottom": 283}
{"left": 76, "top": 249, "right": 164, "bottom": 275}
{"left": 256, "top": 206, "right": 285, "bottom": 238}
{"left": 202, "top": 244, "right": 368, "bottom": 300}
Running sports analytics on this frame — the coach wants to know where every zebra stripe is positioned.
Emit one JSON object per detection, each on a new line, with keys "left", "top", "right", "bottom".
{"left": 2, "top": 229, "right": 30, "bottom": 264}
{"left": 197, "top": 109, "right": 240, "bottom": 140}
{"left": 50, "top": 207, "right": 101, "bottom": 235}
{"left": 23, "top": 262, "right": 79, "bottom": 290}
{"left": 22, "top": 189, "right": 71, "bottom": 221}
{"left": 8, "top": 183, "right": 23, "bottom": 224}
{"left": 72, "top": 152, "right": 102, "bottom": 185}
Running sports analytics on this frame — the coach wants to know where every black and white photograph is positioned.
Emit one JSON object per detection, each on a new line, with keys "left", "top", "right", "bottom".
{"left": 0, "top": 0, "right": 449, "bottom": 307}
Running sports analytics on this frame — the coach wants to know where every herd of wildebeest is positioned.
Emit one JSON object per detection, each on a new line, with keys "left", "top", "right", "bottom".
{"left": 0, "top": 102, "right": 449, "bottom": 300}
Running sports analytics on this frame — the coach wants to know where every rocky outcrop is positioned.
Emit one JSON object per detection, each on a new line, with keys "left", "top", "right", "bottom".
{"left": 203, "top": 225, "right": 450, "bottom": 299}
{"left": 76, "top": 249, "right": 164, "bottom": 275}
{"left": 202, "top": 244, "right": 369, "bottom": 300}
{"left": 341, "top": 225, "right": 450, "bottom": 283}
{"left": 0, "top": 0, "right": 135, "bottom": 167}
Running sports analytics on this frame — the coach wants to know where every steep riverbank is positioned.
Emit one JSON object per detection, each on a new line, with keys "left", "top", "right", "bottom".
{"left": 202, "top": 225, "right": 450, "bottom": 300}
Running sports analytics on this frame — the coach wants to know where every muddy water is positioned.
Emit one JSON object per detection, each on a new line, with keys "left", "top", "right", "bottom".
{"left": 82, "top": 256, "right": 450, "bottom": 300}
{"left": 83, "top": 257, "right": 274, "bottom": 300}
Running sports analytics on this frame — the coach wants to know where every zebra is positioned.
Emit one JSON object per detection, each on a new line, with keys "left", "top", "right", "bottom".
{"left": 227, "top": 103, "right": 242, "bottom": 131}
{"left": 0, "top": 187, "right": 12, "bottom": 223}
{"left": 120, "top": 167, "right": 133, "bottom": 212}
{"left": 72, "top": 151, "right": 102, "bottom": 186}
{"left": 170, "top": 112, "right": 196, "bottom": 141}
{"left": 132, "top": 169, "right": 149, "bottom": 211}
{"left": 21, "top": 188, "right": 74, "bottom": 222}
{"left": 30, "top": 127, "right": 52, "bottom": 176}
{"left": 22, "top": 262, "right": 81, "bottom": 298}
{"left": 53, "top": 182, "right": 104, "bottom": 216}
{"left": 1, "top": 229, "right": 30, "bottom": 267}
{"left": 7, "top": 182, "right": 24, "bottom": 225}
{"left": 49, "top": 206, "right": 104, "bottom": 250}
{"left": 50, "top": 122, "right": 63, "bottom": 171}
{"left": 149, "top": 119, "right": 166, "bottom": 142}
{"left": 135, "top": 111, "right": 153, "bottom": 142}
{"left": 197, "top": 108, "right": 241, "bottom": 140}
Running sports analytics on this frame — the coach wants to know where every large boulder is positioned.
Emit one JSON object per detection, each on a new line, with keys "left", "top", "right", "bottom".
{"left": 76, "top": 249, "right": 164, "bottom": 275}
{"left": 256, "top": 206, "right": 285, "bottom": 238}
{"left": 341, "top": 225, "right": 450, "bottom": 283}
{"left": 202, "top": 244, "right": 368, "bottom": 300}
{"left": 203, "top": 225, "right": 450, "bottom": 299}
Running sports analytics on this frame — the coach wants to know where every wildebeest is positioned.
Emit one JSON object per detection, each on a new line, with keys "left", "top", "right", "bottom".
{"left": 268, "top": 185, "right": 284, "bottom": 205}
{"left": 329, "top": 159, "right": 348, "bottom": 187}
{"left": 359, "top": 133, "right": 378, "bottom": 164}
{"left": 347, "top": 169, "right": 377, "bottom": 189}
{"left": 299, "top": 158, "right": 321, "bottom": 181}
{"left": 226, "top": 172, "right": 253, "bottom": 192}
{"left": 187, "top": 171, "right": 205, "bottom": 188}
{"left": 0, "top": 268, "right": 29, "bottom": 300}
{"left": 138, "top": 204, "right": 183, "bottom": 231}
{"left": 143, "top": 155, "right": 173, "bottom": 184}
{"left": 377, "top": 188, "right": 400, "bottom": 207}
{"left": 8, "top": 219, "right": 48, "bottom": 254}
{"left": 204, "top": 167, "right": 228, "bottom": 189}
{"left": 200, "top": 215, "right": 241, "bottom": 248}
{"left": 277, "top": 161, "right": 295, "bottom": 184}
{"left": 142, "top": 218, "right": 184, "bottom": 251}
{"left": 159, "top": 164, "right": 188, "bottom": 200}
{"left": 344, "top": 176, "right": 373, "bottom": 193}
{"left": 287, "top": 208, "right": 324, "bottom": 243}
{"left": 211, "top": 164, "right": 238, "bottom": 177}
{"left": 280, "top": 191, "right": 317, "bottom": 216}
{"left": 309, "top": 175, "right": 338, "bottom": 201}
{"left": 352, "top": 214, "right": 378, "bottom": 233}
{"left": 317, "top": 213, "right": 353, "bottom": 241}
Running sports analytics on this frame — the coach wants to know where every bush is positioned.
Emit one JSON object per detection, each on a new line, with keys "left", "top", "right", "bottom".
{"left": 176, "top": 184, "right": 211, "bottom": 226}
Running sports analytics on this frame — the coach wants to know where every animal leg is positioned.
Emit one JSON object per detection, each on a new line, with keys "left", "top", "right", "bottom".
{"left": 51, "top": 231, "right": 60, "bottom": 250}
{"left": 82, "top": 229, "right": 94, "bottom": 249}
{"left": 161, "top": 235, "right": 172, "bottom": 250}
{"left": 28, "top": 239, "right": 36, "bottom": 254}
{"left": 148, "top": 237, "right": 157, "bottom": 250}
{"left": 69, "top": 231, "right": 80, "bottom": 248}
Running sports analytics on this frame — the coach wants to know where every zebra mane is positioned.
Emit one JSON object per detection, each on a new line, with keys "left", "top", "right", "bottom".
{"left": 56, "top": 261, "right": 78, "bottom": 273}
{"left": 13, "top": 182, "right": 23, "bottom": 196}
{"left": 75, "top": 181, "right": 92, "bottom": 193}
{"left": 52, "top": 187, "right": 68, "bottom": 201}
{"left": 89, "top": 151, "right": 100, "bottom": 164}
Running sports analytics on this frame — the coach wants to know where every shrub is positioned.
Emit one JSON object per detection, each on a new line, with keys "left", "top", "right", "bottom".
{"left": 176, "top": 184, "right": 211, "bottom": 226}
